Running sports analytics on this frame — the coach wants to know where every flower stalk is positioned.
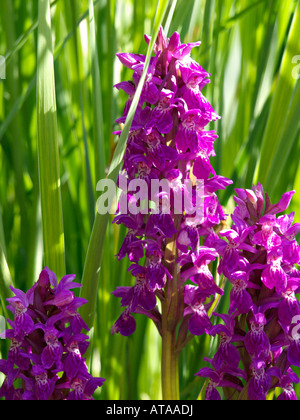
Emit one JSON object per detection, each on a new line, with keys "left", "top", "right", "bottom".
{"left": 161, "top": 311, "right": 179, "bottom": 400}
{"left": 161, "top": 215, "right": 182, "bottom": 400}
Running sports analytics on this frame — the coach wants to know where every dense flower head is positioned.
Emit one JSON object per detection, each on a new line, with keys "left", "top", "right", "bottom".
{"left": 111, "top": 26, "right": 232, "bottom": 338}
{"left": 110, "top": 25, "right": 300, "bottom": 401}
{"left": 198, "top": 185, "right": 300, "bottom": 400}
{"left": 0, "top": 267, "right": 105, "bottom": 400}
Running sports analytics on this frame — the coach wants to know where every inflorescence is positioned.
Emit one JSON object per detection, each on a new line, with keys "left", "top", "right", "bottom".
{"left": 111, "top": 27, "right": 300, "bottom": 400}
{"left": 111, "top": 27, "right": 232, "bottom": 340}
{"left": 0, "top": 268, "right": 105, "bottom": 400}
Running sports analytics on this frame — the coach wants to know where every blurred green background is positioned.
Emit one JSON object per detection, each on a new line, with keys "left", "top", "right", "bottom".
{"left": 0, "top": 0, "right": 300, "bottom": 400}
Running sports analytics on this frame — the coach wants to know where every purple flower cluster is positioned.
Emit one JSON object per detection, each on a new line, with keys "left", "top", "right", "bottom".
{"left": 111, "top": 27, "right": 232, "bottom": 337}
{"left": 197, "top": 184, "right": 300, "bottom": 400}
{"left": 0, "top": 268, "right": 105, "bottom": 400}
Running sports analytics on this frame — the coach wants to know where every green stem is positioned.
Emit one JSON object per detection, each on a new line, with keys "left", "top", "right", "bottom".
{"left": 161, "top": 292, "right": 180, "bottom": 400}
{"left": 161, "top": 215, "right": 182, "bottom": 400}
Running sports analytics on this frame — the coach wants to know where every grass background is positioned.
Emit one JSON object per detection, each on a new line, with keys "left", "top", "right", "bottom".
{"left": 0, "top": 0, "right": 300, "bottom": 400}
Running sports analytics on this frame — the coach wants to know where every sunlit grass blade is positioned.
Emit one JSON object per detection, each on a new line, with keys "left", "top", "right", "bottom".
{"left": 37, "top": 0, "right": 65, "bottom": 278}
{"left": 65, "top": 0, "right": 95, "bottom": 230}
{"left": 89, "top": 0, "right": 106, "bottom": 182}
{"left": 265, "top": 78, "right": 300, "bottom": 196}
{"left": 80, "top": 0, "right": 171, "bottom": 330}
{"left": 254, "top": 1, "right": 300, "bottom": 193}
{"left": 2, "top": 0, "right": 29, "bottom": 286}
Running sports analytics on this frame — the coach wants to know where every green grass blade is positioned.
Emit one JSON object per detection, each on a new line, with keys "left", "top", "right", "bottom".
{"left": 89, "top": 0, "right": 106, "bottom": 182}
{"left": 80, "top": 0, "right": 170, "bottom": 329}
{"left": 254, "top": 1, "right": 300, "bottom": 191}
{"left": 37, "top": 0, "right": 65, "bottom": 278}
{"left": 1, "top": 0, "right": 29, "bottom": 286}
{"left": 265, "top": 78, "right": 300, "bottom": 196}
{"left": 164, "top": 0, "right": 178, "bottom": 36}
{"left": 66, "top": 0, "right": 95, "bottom": 230}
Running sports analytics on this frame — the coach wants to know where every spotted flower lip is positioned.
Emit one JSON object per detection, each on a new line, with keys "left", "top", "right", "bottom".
{"left": 227, "top": 270, "right": 256, "bottom": 315}
{"left": 247, "top": 359, "right": 274, "bottom": 401}
{"left": 183, "top": 284, "right": 212, "bottom": 336}
{"left": 112, "top": 264, "right": 157, "bottom": 312}
{"left": 252, "top": 214, "right": 282, "bottom": 251}
{"left": 244, "top": 311, "right": 271, "bottom": 360}
{"left": 111, "top": 310, "right": 137, "bottom": 336}
{"left": 175, "top": 108, "right": 219, "bottom": 153}
{"left": 0, "top": 267, "right": 105, "bottom": 400}
{"left": 209, "top": 313, "right": 242, "bottom": 370}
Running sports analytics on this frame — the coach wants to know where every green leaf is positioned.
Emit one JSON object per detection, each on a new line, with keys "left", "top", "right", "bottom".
{"left": 89, "top": 0, "right": 106, "bottom": 182}
{"left": 37, "top": 0, "right": 65, "bottom": 278}
{"left": 265, "top": 78, "right": 300, "bottom": 196}
{"left": 254, "top": 1, "right": 300, "bottom": 192}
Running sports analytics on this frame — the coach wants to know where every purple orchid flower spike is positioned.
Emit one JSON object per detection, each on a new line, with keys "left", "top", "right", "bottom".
{"left": 111, "top": 25, "right": 231, "bottom": 371}
{"left": 0, "top": 268, "right": 104, "bottom": 400}
{"left": 111, "top": 25, "right": 300, "bottom": 401}
{"left": 199, "top": 184, "right": 300, "bottom": 399}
